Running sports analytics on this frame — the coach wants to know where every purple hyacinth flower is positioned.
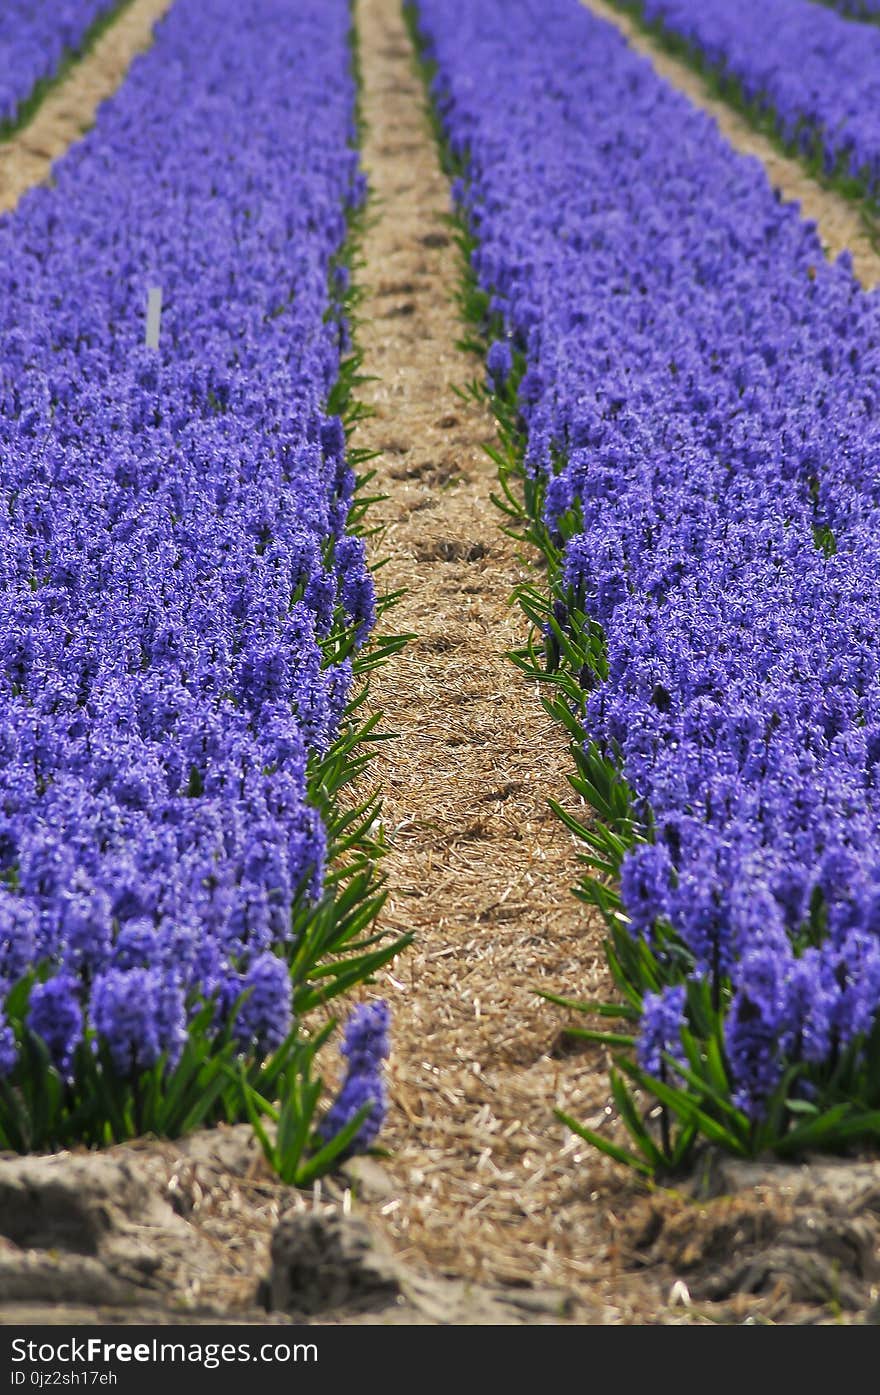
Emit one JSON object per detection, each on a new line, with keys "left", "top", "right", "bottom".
{"left": 637, "top": 984, "right": 687, "bottom": 1076}
{"left": 90, "top": 968, "right": 183, "bottom": 1076}
{"left": 27, "top": 974, "right": 83, "bottom": 1074}
{"left": 319, "top": 1000, "right": 391, "bottom": 1156}
{"left": 229, "top": 951, "right": 293, "bottom": 1055}
{"left": 0, "top": 1013, "right": 18, "bottom": 1077}
{"left": 487, "top": 338, "right": 513, "bottom": 391}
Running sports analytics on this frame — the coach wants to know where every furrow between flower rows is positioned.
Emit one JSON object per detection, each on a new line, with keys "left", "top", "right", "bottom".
{"left": 0, "top": 0, "right": 400, "bottom": 1156}
{"left": 412, "top": 0, "right": 880, "bottom": 1155}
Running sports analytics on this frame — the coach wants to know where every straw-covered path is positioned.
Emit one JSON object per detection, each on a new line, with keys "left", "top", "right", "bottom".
{"left": 349, "top": 0, "right": 636, "bottom": 1320}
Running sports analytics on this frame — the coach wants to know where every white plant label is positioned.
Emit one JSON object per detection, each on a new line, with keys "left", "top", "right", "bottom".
{"left": 145, "top": 286, "right": 163, "bottom": 349}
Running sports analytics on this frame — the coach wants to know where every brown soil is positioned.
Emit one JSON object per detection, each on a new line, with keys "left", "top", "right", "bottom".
{"left": 0, "top": 0, "right": 173, "bottom": 216}
{"left": 582, "top": 0, "right": 880, "bottom": 290}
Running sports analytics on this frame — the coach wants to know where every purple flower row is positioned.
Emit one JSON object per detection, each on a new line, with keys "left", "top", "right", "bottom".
{"left": 0, "top": 0, "right": 373, "bottom": 1080}
{"left": 620, "top": 0, "right": 880, "bottom": 198}
{"left": 415, "top": 0, "right": 880, "bottom": 1115}
{"left": 0, "top": 0, "right": 120, "bottom": 129}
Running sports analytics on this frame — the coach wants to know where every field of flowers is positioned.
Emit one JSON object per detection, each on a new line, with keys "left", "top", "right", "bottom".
{"left": 413, "top": 0, "right": 880, "bottom": 1169}
{"left": 0, "top": 0, "right": 124, "bottom": 133}
{"left": 615, "top": 0, "right": 880, "bottom": 202}
{"left": 0, "top": 0, "right": 408, "bottom": 1172}
{"left": 4, "top": 0, "right": 880, "bottom": 1266}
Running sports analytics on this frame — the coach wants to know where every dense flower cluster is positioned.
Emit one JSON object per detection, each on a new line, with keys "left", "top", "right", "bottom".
{"left": 620, "top": 0, "right": 880, "bottom": 197}
{"left": 637, "top": 986, "right": 687, "bottom": 1077}
{"left": 0, "top": 0, "right": 119, "bottom": 128}
{"left": 0, "top": 0, "right": 373, "bottom": 1076}
{"left": 319, "top": 1000, "right": 390, "bottom": 1156}
{"left": 416, "top": 0, "right": 880, "bottom": 1114}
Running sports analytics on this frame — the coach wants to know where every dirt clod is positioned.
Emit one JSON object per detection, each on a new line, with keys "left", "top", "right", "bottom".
{"left": 265, "top": 1212, "right": 402, "bottom": 1316}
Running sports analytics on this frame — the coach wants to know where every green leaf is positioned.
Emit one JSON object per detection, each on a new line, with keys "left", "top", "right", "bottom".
{"left": 177, "top": 1055, "right": 236, "bottom": 1136}
{"left": 561, "top": 1026, "right": 636, "bottom": 1049}
{"left": 772, "top": 1102, "right": 864, "bottom": 1156}
{"left": 618, "top": 1058, "right": 749, "bottom": 1156}
{"left": 536, "top": 988, "right": 640, "bottom": 1022}
{"left": 295, "top": 1103, "right": 373, "bottom": 1187}
{"left": 609, "top": 1068, "right": 664, "bottom": 1167}
{"left": 241, "top": 1070, "right": 278, "bottom": 1170}
{"left": 555, "top": 1108, "right": 652, "bottom": 1175}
